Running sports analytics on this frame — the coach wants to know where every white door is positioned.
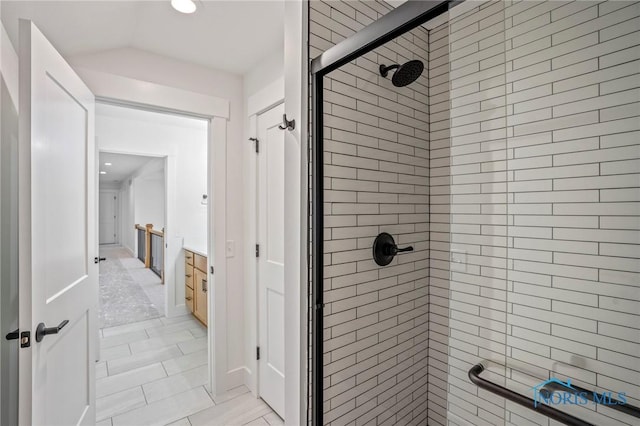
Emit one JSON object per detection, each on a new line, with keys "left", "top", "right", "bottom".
{"left": 257, "top": 103, "right": 285, "bottom": 417}
{"left": 99, "top": 191, "right": 117, "bottom": 244}
{"left": 18, "top": 20, "right": 97, "bottom": 426}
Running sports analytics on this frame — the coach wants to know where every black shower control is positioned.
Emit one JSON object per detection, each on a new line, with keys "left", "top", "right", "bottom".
{"left": 372, "top": 232, "right": 413, "bottom": 266}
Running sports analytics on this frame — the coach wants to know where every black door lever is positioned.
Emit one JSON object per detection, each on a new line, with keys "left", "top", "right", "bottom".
{"left": 5, "top": 329, "right": 19, "bottom": 340}
{"left": 94, "top": 257, "right": 106, "bottom": 264}
{"left": 35, "top": 320, "right": 69, "bottom": 342}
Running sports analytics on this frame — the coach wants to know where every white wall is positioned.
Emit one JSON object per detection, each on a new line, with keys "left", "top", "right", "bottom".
{"left": 133, "top": 175, "right": 165, "bottom": 231}
{"left": 120, "top": 179, "right": 135, "bottom": 254}
{"left": 284, "top": 1, "right": 307, "bottom": 422}
{"left": 244, "top": 49, "right": 284, "bottom": 100}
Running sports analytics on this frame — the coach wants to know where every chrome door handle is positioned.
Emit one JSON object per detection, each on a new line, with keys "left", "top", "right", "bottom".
{"left": 35, "top": 320, "right": 69, "bottom": 342}
{"left": 202, "top": 279, "right": 207, "bottom": 292}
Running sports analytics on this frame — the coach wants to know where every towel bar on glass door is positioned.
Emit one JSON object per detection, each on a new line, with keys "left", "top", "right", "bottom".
{"left": 468, "top": 363, "right": 594, "bottom": 426}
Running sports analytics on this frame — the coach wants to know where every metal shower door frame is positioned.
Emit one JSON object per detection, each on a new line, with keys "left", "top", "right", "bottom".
{"left": 309, "top": 1, "right": 457, "bottom": 424}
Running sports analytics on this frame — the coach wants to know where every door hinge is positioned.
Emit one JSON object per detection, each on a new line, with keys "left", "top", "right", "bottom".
{"left": 255, "top": 244, "right": 260, "bottom": 258}
{"left": 257, "top": 346, "right": 260, "bottom": 360}
{"left": 249, "top": 137, "right": 259, "bottom": 153}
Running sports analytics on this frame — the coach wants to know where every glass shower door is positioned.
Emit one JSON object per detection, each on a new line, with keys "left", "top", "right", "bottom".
{"left": 504, "top": 1, "right": 640, "bottom": 424}
{"left": 445, "top": 1, "right": 509, "bottom": 424}
{"left": 446, "top": 1, "right": 640, "bottom": 425}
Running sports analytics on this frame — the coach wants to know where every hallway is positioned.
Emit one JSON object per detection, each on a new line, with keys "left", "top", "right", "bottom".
{"left": 99, "top": 246, "right": 165, "bottom": 328}
{"left": 96, "top": 315, "right": 281, "bottom": 426}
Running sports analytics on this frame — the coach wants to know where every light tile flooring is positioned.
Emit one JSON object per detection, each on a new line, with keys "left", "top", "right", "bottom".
{"left": 99, "top": 245, "right": 165, "bottom": 327}
{"left": 97, "top": 313, "right": 282, "bottom": 426}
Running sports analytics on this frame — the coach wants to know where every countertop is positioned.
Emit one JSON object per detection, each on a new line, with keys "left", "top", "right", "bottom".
{"left": 183, "top": 246, "right": 207, "bottom": 258}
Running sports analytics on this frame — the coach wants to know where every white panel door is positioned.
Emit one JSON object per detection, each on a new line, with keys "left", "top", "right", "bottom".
{"left": 99, "top": 191, "right": 117, "bottom": 244}
{"left": 18, "top": 20, "right": 97, "bottom": 426}
{"left": 258, "top": 103, "right": 285, "bottom": 417}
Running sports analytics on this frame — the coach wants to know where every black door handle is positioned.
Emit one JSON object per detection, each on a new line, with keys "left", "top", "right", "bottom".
{"left": 35, "top": 320, "right": 69, "bottom": 342}
{"left": 94, "top": 257, "right": 106, "bottom": 264}
{"left": 5, "top": 329, "right": 19, "bottom": 340}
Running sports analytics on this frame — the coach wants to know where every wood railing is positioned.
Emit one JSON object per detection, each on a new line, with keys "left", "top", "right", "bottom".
{"left": 135, "top": 224, "right": 164, "bottom": 283}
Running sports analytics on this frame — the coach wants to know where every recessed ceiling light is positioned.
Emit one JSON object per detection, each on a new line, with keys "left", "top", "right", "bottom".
{"left": 104, "top": 162, "right": 112, "bottom": 166}
{"left": 100, "top": 171, "right": 107, "bottom": 175}
{"left": 171, "top": 0, "right": 196, "bottom": 14}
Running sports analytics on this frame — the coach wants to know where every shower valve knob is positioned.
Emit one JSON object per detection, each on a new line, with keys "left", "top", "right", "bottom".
{"left": 373, "top": 232, "right": 413, "bottom": 266}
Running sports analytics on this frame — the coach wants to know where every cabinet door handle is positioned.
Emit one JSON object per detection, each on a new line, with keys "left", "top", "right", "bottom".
{"left": 185, "top": 296, "right": 193, "bottom": 301}
{"left": 186, "top": 274, "right": 192, "bottom": 278}
{"left": 202, "top": 279, "right": 207, "bottom": 292}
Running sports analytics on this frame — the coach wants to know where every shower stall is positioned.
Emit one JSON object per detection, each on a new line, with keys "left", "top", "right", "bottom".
{"left": 308, "top": 0, "right": 640, "bottom": 425}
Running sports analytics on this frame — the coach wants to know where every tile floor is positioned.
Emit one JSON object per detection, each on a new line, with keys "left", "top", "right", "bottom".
{"left": 99, "top": 246, "right": 165, "bottom": 327}
{"left": 97, "top": 314, "right": 282, "bottom": 426}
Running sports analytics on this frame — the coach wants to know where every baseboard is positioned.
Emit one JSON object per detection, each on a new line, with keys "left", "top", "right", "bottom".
{"left": 167, "top": 304, "right": 189, "bottom": 318}
{"left": 243, "top": 367, "right": 257, "bottom": 396}
{"left": 227, "top": 366, "right": 249, "bottom": 390}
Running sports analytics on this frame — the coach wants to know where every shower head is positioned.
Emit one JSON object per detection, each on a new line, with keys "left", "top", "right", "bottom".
{"left": 379, "top": 60, "right": 424, "bottom": 87}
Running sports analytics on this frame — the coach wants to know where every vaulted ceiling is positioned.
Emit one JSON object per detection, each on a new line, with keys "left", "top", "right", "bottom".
{"left": 1, "top": 0, "right": 284, "bottom": 74}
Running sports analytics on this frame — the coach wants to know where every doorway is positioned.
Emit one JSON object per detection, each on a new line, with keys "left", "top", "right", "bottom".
{"left": 94, "top": 103, "right": 214, "bottom": 423}
{"left": 98, "top": 191, "right": 118, "bottom": 245}
{"left": 6, "top": 14, "right": 240, "bottom": 423}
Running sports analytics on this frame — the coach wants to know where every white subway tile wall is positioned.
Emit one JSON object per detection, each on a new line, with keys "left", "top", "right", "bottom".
{"left": 310, "top": 0, "right": 639, "bottom": 425}
{"left": 506, "top": 0, "right": 640, "bottom": 424}
{"left": 311, "top": 1, "right": 431, "bottom": 424}
{"left": 443, "top": 1, "right": 640, "bottom": 425}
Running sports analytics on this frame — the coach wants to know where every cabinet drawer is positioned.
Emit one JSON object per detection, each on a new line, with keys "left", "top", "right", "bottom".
{"left": 185, "top": 250, "right": 194, "bottom": 266}
{"left": 193, "top": 268, "right": 208, "bottom": 326}
{"left": 185, "top": 286, "right": 194, "bottom": 312}
{"left": 194, "top": 253, "right": 207, "bottom": 273}
{"left": 185, "top": 265, "right": 194, "bottom": 289}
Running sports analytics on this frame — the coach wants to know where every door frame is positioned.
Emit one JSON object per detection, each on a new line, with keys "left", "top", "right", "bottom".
{"left": 245, "top": 77, "right": 284, "bottom": 397}
{"left": 283, "top": 1, "right": 308, "bottom": 423}
{"left": 79, "top": 68, "right": 229, "bottom": 397}
{"left": 0, "top": 21, "right": 20, "bottom": 426}
{"left": 98, "top": 188, "right": 119, "bottom": 245}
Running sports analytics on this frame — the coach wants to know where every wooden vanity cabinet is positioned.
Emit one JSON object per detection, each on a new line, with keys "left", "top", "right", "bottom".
{"left": 184, "top": 249, "right": 207, "bottom": 326}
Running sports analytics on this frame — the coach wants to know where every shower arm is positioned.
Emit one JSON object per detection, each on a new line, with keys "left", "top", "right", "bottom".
{"left": 379, "top": 63, "right": 400, "bottom": 77}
